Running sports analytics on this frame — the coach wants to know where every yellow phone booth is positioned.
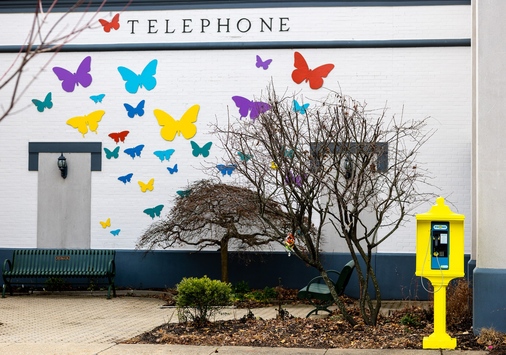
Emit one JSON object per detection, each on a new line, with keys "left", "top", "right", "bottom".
{"left": 415, "top": 197, "right": 465, "bottom": 349}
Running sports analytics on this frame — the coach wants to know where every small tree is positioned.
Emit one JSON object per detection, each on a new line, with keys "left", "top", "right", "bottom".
{"left": 137, "top": 179, "right": 290, "bottom": 283}
{"left": 214, "top": 86, "right": 434, "bottom": 325}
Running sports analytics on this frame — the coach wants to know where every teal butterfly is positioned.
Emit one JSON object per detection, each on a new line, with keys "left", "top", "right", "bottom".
{"left": 237, "top": 151, "right": 251, "bottom": 162}
{"left": 153, "top": 149, "right": 175, "bottom": 162}
{"left": 110, "top": 229, "right": 120, "bottom": 236}
{"left": 143, "top": 204, "right": 164, "bottom": 219}
{"left": 117, "top": 59, "right": 158, "bottom": 94}
{"left": 293, "top": 100, "right": 309, "bottom": 114}
{"left": 104, "top": 146, "right": 120, "bottom": 159}
{"left": 90, "top": 94, "right": 105, "bottom": 103}
{"left": 190, "top": 141, "right": 212, "bottom": 157}
{"left": 32, "top": 92, "right": 53, "bottom": 112}
{"left": 167, "top": 164, "right": 178, "bottom": 174}
{"left": 284, "top": 149, "right": 294, "bottom": 158}
{"left": 176, "top": 190, "right": 191, "bottom": 198}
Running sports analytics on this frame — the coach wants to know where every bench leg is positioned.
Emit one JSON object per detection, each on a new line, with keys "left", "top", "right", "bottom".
{"left": 306, "top": 306, "right": 332, "bottom": 318}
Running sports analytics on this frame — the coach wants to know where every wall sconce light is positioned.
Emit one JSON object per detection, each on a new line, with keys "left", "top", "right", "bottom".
{"left": 344, "top": 156, "right": 353, "bottom": 180}
{"left": 57, "top": 153, "right": 67, "bottom": 179}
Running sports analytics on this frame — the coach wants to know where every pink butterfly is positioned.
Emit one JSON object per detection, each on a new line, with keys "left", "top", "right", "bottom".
{"left": 52, "top": 56, "right": 92, "bottom": 93}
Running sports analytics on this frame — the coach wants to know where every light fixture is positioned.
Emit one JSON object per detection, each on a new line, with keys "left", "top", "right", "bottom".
{"left": 344, "top": 155, "right": 353, "bottom": 180}
{"left": 57, "top": 153, "right": 67, "bottom": 179}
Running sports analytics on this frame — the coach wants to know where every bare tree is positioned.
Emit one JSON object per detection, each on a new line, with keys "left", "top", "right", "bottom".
{"left": 214, "top": 86, "right": 434, "bottom": 325}
{"left": 136, "top": 179, "right": 291, "bottom": 283}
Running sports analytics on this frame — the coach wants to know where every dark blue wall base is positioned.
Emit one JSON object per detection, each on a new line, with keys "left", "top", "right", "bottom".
{"left": 473, "top": 267, "right": 506, "bottom": 334}
{"left": 0, "top": 248, "right": 470, "bottom": 300}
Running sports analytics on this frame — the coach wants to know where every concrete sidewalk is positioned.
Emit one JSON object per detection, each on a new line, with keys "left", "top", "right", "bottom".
{"left": 0, "top": 291, "right": 488, "bottom": 355}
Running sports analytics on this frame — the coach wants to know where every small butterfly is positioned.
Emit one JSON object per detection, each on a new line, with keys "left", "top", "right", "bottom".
{"left": 256, "top": 55, "right": 272, "bottom": 70}
{"left": 103, "top": 146, "right": 120, "bottom": 159}
{"left": 293, "top": 100, "right": 309, "bottom": 114}
{"left": 124, "top": 100, "right": 145, "bottom": 118}
{"left": 53, "top": 56, "right": 92, "bottom": 93}
{"left": 118, "top": 173, "right": 133, "bottom": 184}
{"left": 291, "top": 51, "right": 334, "bottom": 90}
{"left": 284, "top": 149, "right": 294, "bottom": 158}
{"left": 153, "top": 149, "right": 175, "bottom": 162}
{"left": 138, "top": 178, "right": 154, "bottom": 192}
{"left": 231, "top": 96, "right": 271, "bottom": 121}
{"left": 216, "top": 164, "right": 237, "bottom": 176}
{"left": 190, "top": 141, "right": 212, "bottom": 157}
{"left": 286, "top": 172, "right": 303, "bottom": 187}
{"left": 143, "top": 204, "right": 164, "bottom": 219}
{"left": 99, "top": 13, "right": 120, "bottom": 33}
{"left": 176, "top": 190, "right": 191, "bottom": 198}
{"left": 66, "top": 110, "right": 105, "bottom": 137}
{"left": 110, "top": 229, "right": 121, "bottom": 236}
{"left": 167, "top": 164, "right": 178, "bottom": 174}
{"left": 154, "top": 104, "right": 199, "bottom": 141}
{"left": 90, "top": 94, "right": 105, "bottom": 103}
{"left": 118, "top": 59, "right": 157, "bottom": 94}
{"left": 100, "top": 218, "right": 111, "bottom": 229}
{"left": 124, "top": 144, "right": 144, "bottom": 159}
{"left": 270, "top": 161, "right": 278, "bottom": 170}
{"left": 108, "top": 130, "right": 129, "bottom": 144}
{"left": 32, "top": 92, "right": 53, "bottom": 112}
{"left": 237, "top": 151, "right": 251, "bottom": 162}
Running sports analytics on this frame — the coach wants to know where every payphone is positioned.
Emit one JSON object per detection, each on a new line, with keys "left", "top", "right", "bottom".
{"left": 431, "top": 222, "right": 449, "bottom": 270}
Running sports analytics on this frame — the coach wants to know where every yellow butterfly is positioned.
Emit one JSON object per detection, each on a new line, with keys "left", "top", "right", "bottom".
{"left": 270, "top": 161, "right": 278, "bottom": 170}
{"left": 138, "top": 178, "right": 155, "bottom": 192}
{"left": 100, "top": 218, "right": 111, "bottom": 229}
{"left": 67, "top": 110, "right": 105, "bottom": 137}
{"left": 153, "top": 104, "right": 199, "bottom": 141}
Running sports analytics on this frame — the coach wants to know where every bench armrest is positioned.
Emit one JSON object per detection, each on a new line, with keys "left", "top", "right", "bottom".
{"left": 108, "top": 259, "right": 116, "bottom": 276}
{"left": 303, "top": 269, "right": 341, "bottom": 291}
{"left": 2, "top": 259, "right": 12, "bottom": 274}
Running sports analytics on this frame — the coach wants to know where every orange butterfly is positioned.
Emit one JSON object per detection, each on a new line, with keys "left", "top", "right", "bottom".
{"left": 99, "top": 13, "right": 120, "bottom": 33}
{"left": 108, "top": 130, "right": 129, "bottom": 144}
{"left": 291, "top": 51, "right": 335, "bottom": 90}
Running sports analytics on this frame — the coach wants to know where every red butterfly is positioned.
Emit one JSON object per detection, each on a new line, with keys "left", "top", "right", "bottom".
{"left": 99, "top": 13, "right": 120, "bottom": 33}
{"left": 108, "top": 130, "right": 129, "bottom": 144}
{"left": 291, "top": 51, "right": 335, "bottom": 90}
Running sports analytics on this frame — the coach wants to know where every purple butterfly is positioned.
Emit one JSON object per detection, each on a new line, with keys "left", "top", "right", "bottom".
{"left": 231, "top": 96, "right": 271, "bottom": 122}
{"left": 52, "top": 56, "right": 92, "bottom": 93}
{"left": 285, "top": 172, "right": 303, "bottom": 187}
{"left": 256, "top": 55, "right": 272, "bottom": 70}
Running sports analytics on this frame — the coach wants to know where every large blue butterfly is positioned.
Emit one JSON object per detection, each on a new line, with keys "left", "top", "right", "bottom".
{"left": 124, "top": 144, "right": 144, "bottom": 159}
{"left": 118, "top": 173, "right": 133, "bottom": 184}
{"left": 216, "top": 164, "right": 237, "bottom": 176}
{"left": 124, "top": 100, "right": 145, "bottom": 118}
{"left": 117, "top": 59, "right": 158, "bottom": 94}
{"left": 153, "top": 149, "right": 175, "bottom": 162}
{"left": 104, "top": 146, "right": 120, "bottom": 160}
{"left": 143, "top": 204, "right": 164, "bottom": 219}
{"left": 190, "top": 141, "right": 212, "bottom": 157}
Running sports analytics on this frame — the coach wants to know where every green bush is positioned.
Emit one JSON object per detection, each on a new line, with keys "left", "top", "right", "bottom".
{"left": 176, "top": 276, "right": 232, "bottom": 326}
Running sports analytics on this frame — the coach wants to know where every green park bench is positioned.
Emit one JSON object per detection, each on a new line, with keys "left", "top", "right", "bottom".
{"left": 2, "top": 249, "right": 116, "bottom": 299}
{"left": 297, "top": 260, "right": 355, "bottom": 317}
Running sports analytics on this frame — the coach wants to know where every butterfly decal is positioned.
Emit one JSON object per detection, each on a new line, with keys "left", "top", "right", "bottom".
{"left": 103, "top": 146, "right": 120, "bottom": 160}
{"left": 99, "top": 13, "right": 120, "bottom": 33}
{"left": 100, "top": 218, "right": 111, "bottom": 229}
{"left": 53, "top": 56, "right": 92, "bottom": 93}
{"left": 154, "top": 104, "right": 199, "bottom": 141}
{"left": 190, "top": 141, "right": 212, "bottom": 157}
{"left": 285, "top": 172, "right": 303, "bottom": 187}
{"left": 109, "top": 130, "right": 129, "bottom": 144}
{"left": 284, "top": 149, "right": 294, "bottom": 158}
{"left": 216, "top": 164, "right": 237, "bottom": 176}
{"left": 291, "top": 51, "right": 334, "bottom": 90}
{"left": 138, "top": 178, "right": 154, "bottom": 192}
{"left": 293, "top": 100, "right": 309, "bottom": 114}
{"left": 117, "top": 59, "right": 157, "bottom": 94}
{"left": 176, "top": 190, "right": 191, "bottom": 198}
{"left": 124, "top": 100, "right": 145, "bottom": 118}
{"left": 118, "top": 173, "right": 133, "bottom": 184}
{"left": 153, "top": 149, "right": 175, "bottom": 162}
{"left": 256, "top": 55, "right": 272, "bottom": 70}
{"left": 167, "top": 164, "right": 178, "bottom": 174}
{"left": 270, "top": 161, "right": 278, "bottom": 170}
{"left": 110, "top": 229, "right": 121, "bottom": 236}
{"left": 231, "top": 96, "right": 271, "bottom": 122}
{"left": 66, "top": 110, "right": 105, "bottom": 137}
{"left": 237, "top": 151, "right": 251, "bottom": 162}
{"left": 143, "top": 204, "right": 164, "bottom": 219}
{"left": 32, "top": 92, "right": 53, "bottom": 112}
{"left": 124, "top": 144, "right": 144, "bottom": 159}
{"left": 90, "top": 94, "right": 105, "bottom": 103}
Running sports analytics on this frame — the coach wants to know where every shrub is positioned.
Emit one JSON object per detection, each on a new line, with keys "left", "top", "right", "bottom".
{"left": 446, "top": 278, "right": 472, "bottom": 329}
{"left": 176, "top": 276, "right": 232, "bottom": 326}
{"left": 232, "top": 280, "right": 250, "bottom": 300}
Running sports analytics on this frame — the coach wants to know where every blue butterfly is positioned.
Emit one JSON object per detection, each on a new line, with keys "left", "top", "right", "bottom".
{"left": 143, "top": 204, "right": 164, "bottom": 219}
{"left": 124, "top": 144, "right": 144, "bottom": 159}
{"left": 90, "top": 94, "right": 105, "bottom": 103}
{"left": 167, "top": 164, "right": 178, "bottom": 174}
{"left": 153, "top": 149, "right": 175, "bottom": 162}
{"left": 284, "top": 149, "right": 294, "bottom": 158}
{"left": 190, "top": 141, "right": 212, "bottom": 157}
{"left": 118, "top": 173, "right": 133, "bottom": 184}
{"left": 124, "top": 100, "right": 145, "bottom": 118}
{"left": 176, "top": 190, "right": 191, "bottom": 198}
{"left": 103, "top": 146, "right": 120, "bottom": 159}
{"left": 110, "top": 229, "right": 121, "bottom": 236}
{"left": 237, "top": 151, "right": 251, "bottom": 162}
{"left": 32, "top": 92, "right": 53, "bottom": 112}
{"left": 216, "top": 164, "right": 237, "bottom": 176}
{"left": 293, "top": 100, "right": 309, "bottom": 114}
{"left": 117, "top": 59, "right": 158, "bottom": 94}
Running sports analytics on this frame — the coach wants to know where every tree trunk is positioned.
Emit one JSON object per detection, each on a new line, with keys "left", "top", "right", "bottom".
{"left": 220, "top": 237, "right": 229, "bottom": 283}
